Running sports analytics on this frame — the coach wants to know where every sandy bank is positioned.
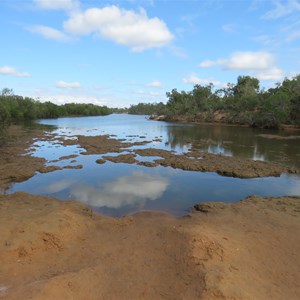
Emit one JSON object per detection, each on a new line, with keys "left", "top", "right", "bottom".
{"left": 0, "top": 192, "right": 299, "bottom": 299}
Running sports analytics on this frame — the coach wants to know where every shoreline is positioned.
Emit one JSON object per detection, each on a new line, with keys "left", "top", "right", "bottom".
{"left": 149, "top": 114, "right": 300, "bottom": 131}
{"left": 0, "top": 192, "right": 299, "bottom": 299}
{"left": 0, "top": 124, "right": 299, "bottom": 298}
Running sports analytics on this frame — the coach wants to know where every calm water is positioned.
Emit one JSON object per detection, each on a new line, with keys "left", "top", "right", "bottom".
{"left": 6, "top": 114, "right": 300, "bottom": 216}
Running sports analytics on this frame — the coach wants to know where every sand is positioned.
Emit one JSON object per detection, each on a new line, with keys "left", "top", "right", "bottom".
{"left": 0, "top": 193, "right": 299, "bottom": 299}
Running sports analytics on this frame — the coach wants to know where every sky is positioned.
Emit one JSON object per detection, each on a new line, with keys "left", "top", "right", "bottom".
{"left": 0, "top": 0, "right": 300, "bottom": 108}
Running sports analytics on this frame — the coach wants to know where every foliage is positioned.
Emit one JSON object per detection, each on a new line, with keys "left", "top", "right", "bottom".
{"left": 111, "top": 107, "right": 129, "bottom": 114}
{"left": 128, "top": 75, "right": 300, "bottom": 129}
{"left": 0, "top": 90, "right": 112, "bottom": 128}
{"left": 128, "top": 102, "right": 167, "bottom": 115}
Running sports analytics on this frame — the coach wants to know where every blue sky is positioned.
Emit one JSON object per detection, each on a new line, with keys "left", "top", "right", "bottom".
{"left": 1, "top": 0, "right": 300, "bottom": 107}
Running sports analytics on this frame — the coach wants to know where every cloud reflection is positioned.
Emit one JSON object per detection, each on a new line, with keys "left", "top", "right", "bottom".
{"left": 288, "top": 178, "right": 300, "bottom": 195}
{"left": 42, "top": 178, "right": 75, "bottom": 193}
{"left": 70, "top": 171, "right": 169, "bottom": 209}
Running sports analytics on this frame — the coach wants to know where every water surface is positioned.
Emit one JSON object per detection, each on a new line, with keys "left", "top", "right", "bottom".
{"left": 7, "top": 114, "right": 300, "bottom": 216}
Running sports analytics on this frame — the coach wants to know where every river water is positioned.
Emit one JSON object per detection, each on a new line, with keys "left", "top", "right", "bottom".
{"left": 7, "top": 114, "right": 300, "bottom": 216}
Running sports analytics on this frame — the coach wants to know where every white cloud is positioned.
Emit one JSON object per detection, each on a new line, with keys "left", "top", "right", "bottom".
{"left": 287, "top": 30, "right": 300, "bottom": 42}
{"left": 28, "top": 25, "right": 72, "bottom": 42}
{"left": 41, "top": 93, "right": 110, "bottom": 106}
{"left": 222, "top": 23, "right": 236, "bottom": 33}
{"left": 198, "top": 59, "right": 222, "bottom": 68}
{"left": 149, "top": 91, "right": 160, "bottom": 96}
{"left": 19, "top": 86, "right": 117, "bottom": 106}
{"left": 169, "top": 46, "right": 188, "bottom": 58}
{"left": 33, "top": 0, "right": 79, "bottom": 11}
{"left": 56, "top": 80, "right": 81, "bottom": 89}
{"left": 262, "top": 0, "right": 300, "bottom": 19}
{"left": 93, "top": 84, "right": 111, "bottom": 91}
{"left": 255, "top": 67, "right": 283, "bottom": 80}
{"left": 132, "top": 90, "right": 146, "bottom": 95}
{"left": 63, "top": 6, "right": 174, "bottom": 51}
{"left": 0, "top": 66, "right": 30, "bottom": 78}
{"left": 130, "top": 89, "right": 165, "bottom": 102}
{"left": 253, "top": 35, "right": 275, "bottom": 46}
{"left": 198, "top": 51, "right": 283, "bottom": 81}
{"left": 146, "top": 80, "right": 163, "bottom": 88}
{"left": 182, "top": 76, "right": 222, "bottom": 86}
{"left": 224, "top": 51, "right": 275, "bottom": 71}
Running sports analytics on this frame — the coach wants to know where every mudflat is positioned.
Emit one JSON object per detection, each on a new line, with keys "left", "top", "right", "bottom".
{"left": 0, "top": 126, "right": 46, "bottom": 191}
{"left": 0, "top": 125, "right": 300, "bottom": 299}
{"left": 0, "top": 125, "right": 297, "bottom": 189}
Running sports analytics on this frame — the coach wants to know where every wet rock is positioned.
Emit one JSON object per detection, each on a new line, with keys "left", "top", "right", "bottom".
{"left": 135, "top": 148, "right": 174, "bottom": 158}
{"left": 137, "top": 161, "right": 158, "bottom": 167}
{"left": 63, "top": 165, "right": 83, "bottom": 170}
{"left": 96, "top": 159, "right": 106, "bottom": 164}
{"left": 59, "top": 154, "right": 78, "bottom": 160}
{"left": 102, "top": 154, "right": 138, "bottom": 164}
{"left": 39, "top": 166, "right": 63, "bottom": 173}
{"left": 155, "top": 151, "right": 297, "bottom": 178}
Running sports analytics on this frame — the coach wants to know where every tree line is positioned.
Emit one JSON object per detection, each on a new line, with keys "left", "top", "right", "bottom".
{"left": 0, "top": 88, "right": 111, "bottom": 125}
{"left": 128, "top": 75, "right": 300, "bottom": 128}
{"left": 0, "top": 89, "right": 112, "bottom": 141}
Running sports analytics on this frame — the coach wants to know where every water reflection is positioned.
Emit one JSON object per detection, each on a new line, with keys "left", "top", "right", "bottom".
{"left": 43, "top": 179, "right": 75, "bottom": 193}
{"left": 288, "top": 176, "right": 300, "bottom": 195}
{"left": 6, "top": 114, "right": 299, "bottom": 217}
{"left": 70, "top": 171, "right": 169, "bottom": 209}
{"left": 37, "top": 115, "right": 300, "bottom": 169}
{"left": 166, "top": 124, "right": 300, "bottom": 169}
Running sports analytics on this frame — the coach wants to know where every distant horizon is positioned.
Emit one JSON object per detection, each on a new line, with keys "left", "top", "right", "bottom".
{"left": 1, "top": 0, "right": 299, "bottom": 108}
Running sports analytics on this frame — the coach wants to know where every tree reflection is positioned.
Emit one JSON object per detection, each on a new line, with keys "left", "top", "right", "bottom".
{"left": 166, "top": 124, "right": 300, "bottom": 169}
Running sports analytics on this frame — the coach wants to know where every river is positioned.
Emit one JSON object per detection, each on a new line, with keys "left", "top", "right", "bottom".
{"left": 7, "top": 114, "right": 300, "bottom": 216}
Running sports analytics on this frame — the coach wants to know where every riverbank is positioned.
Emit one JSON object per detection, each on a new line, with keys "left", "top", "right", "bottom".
{"left": 0, "top": 192, "right": 299, "bottom": 299}
{"left": 150, "top": 114, "right": 300, "bottom": 131}
{"left": 0, "top": 124, "right": 300, "bottom": 299}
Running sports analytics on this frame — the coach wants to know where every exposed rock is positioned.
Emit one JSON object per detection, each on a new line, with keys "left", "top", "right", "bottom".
{"left": 59, "top": 154, "right": 78, "bottom": 160}
{"left": 137, "top": 161, "right": 158, "bottom": 168}
{"left": 63, "top": 165, "right": 83, "bottom": 170}
{"left": 102, "top": 154, "right": 138, "bottom": 164}
{"left": 39, "top": 166, "right": 63, "bottom": 173}
{"left": 135, "top": 148, "right": 174, "bottom": 158}
{"left": 154, "top": 151, "right": 297, "bottom": 178}
{"left": 0, "top": 126, "right": 49, "bottom": 190}
{"left": 95, "top": 159, "right": 106, "bottom": 164}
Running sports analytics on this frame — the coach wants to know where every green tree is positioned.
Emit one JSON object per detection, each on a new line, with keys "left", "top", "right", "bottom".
{"left": 1, "top": 88, "right": 13, "bottom": 96}
{"left": 233, "top": 76, "right": 259, "bottom": 98}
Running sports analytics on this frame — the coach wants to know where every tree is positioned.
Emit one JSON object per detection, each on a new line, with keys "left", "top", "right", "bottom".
{"left": 233, "top": 76, "right": 259, "bottom": 98}
{"left": 192, "top": 84, "right": 213, "bottom": 111}
{"left": 1, "top": 88, "right": 13, "bottom": 96}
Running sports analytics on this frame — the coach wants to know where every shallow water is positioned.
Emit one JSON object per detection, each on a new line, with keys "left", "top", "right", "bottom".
{"left": 7, "top": 114, "right": 300, "bottom": 216}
